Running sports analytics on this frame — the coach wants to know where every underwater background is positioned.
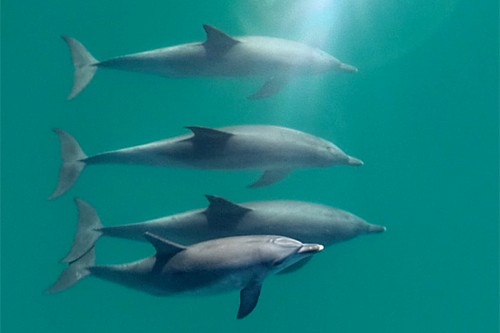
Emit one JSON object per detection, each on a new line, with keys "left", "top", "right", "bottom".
{"left": 1, "top": 0, "right": 498, "bottom": 332}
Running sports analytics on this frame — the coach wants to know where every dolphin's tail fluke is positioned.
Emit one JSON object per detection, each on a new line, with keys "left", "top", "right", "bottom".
{"left": 61, "top": 198, "right": 103, "bottom": 263}
{"left": 45, "top": 246, "right": 95, "bottom": 294}
{"left": 49, "top": 129, "right": 87, "bottom": 200}
{"left": 61, "top": 36, "right": 98, "bottom": 100}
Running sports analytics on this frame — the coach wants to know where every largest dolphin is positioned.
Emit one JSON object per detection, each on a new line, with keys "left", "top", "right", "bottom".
{"left": 62, "top": 24, "right": 358, "bottom": 100}
{"left": 49, "top": 125, "right": 363, "bottom": 199}
{"left": 62, "top": 196, "right": 385, "bottom": 264}
{"left": 47, "top": 233, "right": 323, "bottom": 319}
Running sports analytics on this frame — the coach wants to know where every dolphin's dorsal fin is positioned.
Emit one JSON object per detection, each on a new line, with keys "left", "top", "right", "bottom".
{"left": 183, "top": 126, "right": 233, "bottom": 155}
{"left": 237, "top": 283, "right": 262, "bottom": 319}
{"left": 202, "top": 24, "right": 239, "bottom": 55}
{"left": 185, "top": 126, "right": 233, "bottom": 142}
{"left": 204, "top": 195, "right": 252, "bottom": 225}
{"left": 143, "top": 232, "right": 185, "bottom": 257}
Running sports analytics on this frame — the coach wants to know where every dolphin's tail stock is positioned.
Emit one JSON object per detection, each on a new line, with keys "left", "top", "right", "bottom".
{"left": 61, "top": 198, "right": 103, "bottom": 264}
{"left": 49, "top": 129, "right": 87, "bottom": 200}
{"left": 61, "top": 36, "right": 98, "bottom": 100}
{"left": 45, "top": 246, "right": 95, "bottom": 294}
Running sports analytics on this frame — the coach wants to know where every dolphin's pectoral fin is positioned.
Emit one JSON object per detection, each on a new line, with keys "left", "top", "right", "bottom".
{"left": 237, "top": 283, "right": 262, "bottom": 319}
{"left": 277, "top": 257, "right": 313, "bottom": 275}
{"left": 248, "top": 169, "right": 291, "bottom": 189}
{"left": 248, "top": 77, "right": 288, "bottom": 100}
{"left": 143, "top": 232, "right": 186, "bottom": 257}
{"left": 202, "top": 24, "right": 240, "bottom": 56}
{"left": 204, "top": 195, "right": 253, "bottom": 227}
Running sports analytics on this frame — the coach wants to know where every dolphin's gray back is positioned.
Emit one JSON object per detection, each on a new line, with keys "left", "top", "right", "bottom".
{"left": 101, "top": 200, "right": 380, "bottom": 247}
{"left": 61, "top": 25, "right": 357, "bottom": 100}
{"left": 89, "top": 257, "right": 170, "bottom": 296}
{"left": 101, "top": 209, "right": 211, "bottom": 244}
{"left": 197, "top": 125, "right": 333, "bottom": 169}
{"left": 97, "top": 43, "right": 209, "bottom": 77}
{"left": 89, "top": 236, "right": 286, "bottom": 296}
{"left": 83, "top": 125, "right": 334, "bottom": 170}
{"left": 225, "top": 36, "right": 337, "bottom": 75}
{"left": 232, "top": 201, "right": 372, "bottom": 245}
{"left": 96, "top": 36, "right": 335, "bottom": 78}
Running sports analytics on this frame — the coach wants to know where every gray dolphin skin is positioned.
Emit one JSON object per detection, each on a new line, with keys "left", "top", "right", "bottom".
{"left": 49, "top": 125, "right": 363, "bottom": 199}
{"left": 62, "top": 196, "right": 385, "bottom": 264}
{"left": 62, "top": 24, "right": 358, "bottom": 100}
{"left": 47, "top": 233, "right": 323, "bottom": 319}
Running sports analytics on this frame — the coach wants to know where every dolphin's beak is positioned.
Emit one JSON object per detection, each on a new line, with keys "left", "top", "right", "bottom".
{"left": 368, "top": 224, "right": 387, "bottom": 234}
{"left": 339, "top": 63, "right": 358, "bottom": 73}
{"left": 347, "top": 156, "right": 364, "bottom": 166}
{"left": 297, "top": 243, "right": 324, "bottom": 255}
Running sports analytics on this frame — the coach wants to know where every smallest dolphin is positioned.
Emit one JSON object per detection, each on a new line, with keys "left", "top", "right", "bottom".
{"left": 47, "top": 233, "right": 323, "bottom": 319}
{"left": 62, "top": 24, "right": 358, "bottom": 100}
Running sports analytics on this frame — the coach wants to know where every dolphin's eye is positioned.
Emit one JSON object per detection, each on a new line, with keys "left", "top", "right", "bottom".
{"left": 273, "top": 237, "right": 301, "bottom": 248}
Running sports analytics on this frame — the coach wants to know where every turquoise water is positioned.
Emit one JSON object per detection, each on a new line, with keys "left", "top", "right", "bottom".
{"left": 2, "top": 0, "right": 498, "bottom": 332}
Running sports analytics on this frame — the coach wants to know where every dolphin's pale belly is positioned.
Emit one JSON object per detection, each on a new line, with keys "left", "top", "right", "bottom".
{"left": 159, "top": 270, "right": 256, "bottom": 296}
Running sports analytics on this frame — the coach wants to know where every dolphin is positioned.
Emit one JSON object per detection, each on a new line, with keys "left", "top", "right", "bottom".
{"left": 62, "top": 24, "right": 358, "bottom": 100}
{"left": 47, "top": 233, "right": 323, "bottom": 319}
{"left": 49, "top": 125, "right": 363, "bottom": 199}
{"left": 62, "top": 196, "right": 385, "bottom": 264}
